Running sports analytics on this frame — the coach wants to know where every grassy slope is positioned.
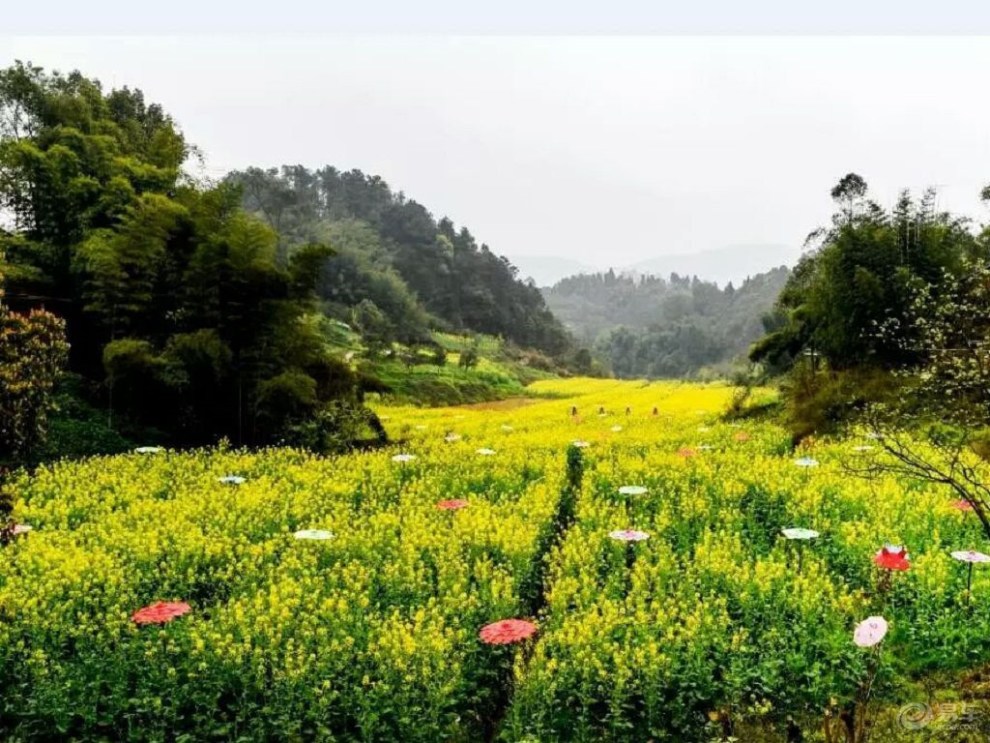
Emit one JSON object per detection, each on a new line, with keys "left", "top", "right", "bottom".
{"left": 362, "top": 332, "right": 561, "bottom": 407}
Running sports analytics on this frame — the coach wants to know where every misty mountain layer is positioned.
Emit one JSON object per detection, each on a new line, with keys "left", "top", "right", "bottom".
{"left": 545, "top": 267, "right": 790, "bottom": 377}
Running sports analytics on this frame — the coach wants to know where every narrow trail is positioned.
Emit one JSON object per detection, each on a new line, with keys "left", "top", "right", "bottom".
{"left": 483, "top": 444, "right": 585, "bottom": 742}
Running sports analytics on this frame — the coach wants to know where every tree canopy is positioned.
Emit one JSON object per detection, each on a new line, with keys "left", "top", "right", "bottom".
{"left": 751, "top": 174, "right": 978, "bottom": 373}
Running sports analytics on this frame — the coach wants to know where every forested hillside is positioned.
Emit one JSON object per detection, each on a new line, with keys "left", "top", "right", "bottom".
{"left": 226, "top": 166, "right": 572, "bottom": 356}
{"left": 545, "top": 267, "right": 789, "bottom": 377}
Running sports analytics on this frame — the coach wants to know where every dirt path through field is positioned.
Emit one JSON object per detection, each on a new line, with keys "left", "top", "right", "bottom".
{"left": 455, "top": 397, "right": 541, "bottom": 411}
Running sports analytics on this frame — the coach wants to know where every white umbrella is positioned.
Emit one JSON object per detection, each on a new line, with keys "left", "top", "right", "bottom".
{"left": 951, "top": 550, "right": 990, "bottom": 563}
{"left": 294, "top": 529, "right": 334, "bottom": 541}
{"left": 951, "top": 550, "right": 990, "bottom": 596}
{"left": 782, "top": 528, "right": 819, "bottom": 540}
{"left": 782, "top": 527, "right": 819, "bottom": 572}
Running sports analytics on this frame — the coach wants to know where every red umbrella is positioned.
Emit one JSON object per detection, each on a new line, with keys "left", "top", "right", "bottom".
{"left": 132, "top": 601, "right": 192, "bottom": 625}
{"left": 479, "top": 619, "right": 538, "bottom": 645}
{"left": 436, "top": 499, "right": 469, "bottom": 511}
{"left": 874, "top": 545, "right": 910, "bottom": 571}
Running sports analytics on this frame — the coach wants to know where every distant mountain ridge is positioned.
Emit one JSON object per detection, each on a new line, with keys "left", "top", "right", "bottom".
{"left": 624, "top": 243, "right": 801, "bottom": 287}
{"left": 509, "top": 255, "right": 599, "bottom": 287}
{"left": 509, "top": 243, "right": 801, "bottom": 288}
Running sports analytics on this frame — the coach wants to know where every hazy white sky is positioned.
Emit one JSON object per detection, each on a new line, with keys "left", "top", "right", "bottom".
{"left": 4, "top": 35, "right": 990, "bottom": 269}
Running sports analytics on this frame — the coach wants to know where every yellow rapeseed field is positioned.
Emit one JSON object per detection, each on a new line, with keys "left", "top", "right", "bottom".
{"left": 1, "top": 379, "right": 986, "bottom": 740}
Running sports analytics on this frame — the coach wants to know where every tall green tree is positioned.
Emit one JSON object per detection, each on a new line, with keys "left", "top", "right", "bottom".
{"left": 0, "top": 257, "right": 69, "bottom": 462}
{"left": 0, "top": 61, "right": 186, "bottom": 372}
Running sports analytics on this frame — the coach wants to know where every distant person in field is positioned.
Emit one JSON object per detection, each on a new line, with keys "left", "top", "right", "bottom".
{"left": 598, "top": 405, "right": 606, "bottom": 415}
{"left": 625, "top": 406, "right": 631, "bottom": 416}
{"left": 571, "top": 405, "right": 578, "bottom": 417}
{"left": 652, "top": 407, "right": 659, "bottom": 416}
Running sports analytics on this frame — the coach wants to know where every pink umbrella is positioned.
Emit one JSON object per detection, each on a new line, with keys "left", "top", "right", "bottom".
{"left": 609, "top": 529, "right": 650, "bottom": 542}
{"left": 853, "top": 616, "right": 888, "bottom": 648}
